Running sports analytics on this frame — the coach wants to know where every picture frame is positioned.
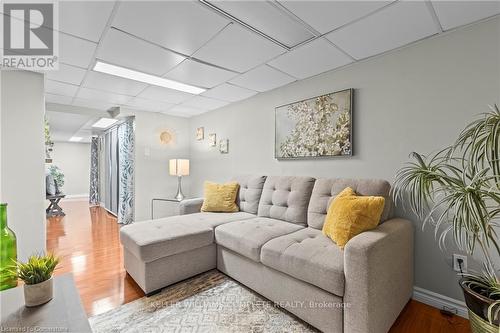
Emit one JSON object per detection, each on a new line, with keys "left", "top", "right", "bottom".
{"left": 219, "top": 139, "right": 229, "bottom": 154}
{"left": 275, "top": 88, "right": 353, "bottom": 160}
{"left": 196, "top": 127, "right": 204, "bottom": 141}
{"left": 208, "top": 133, "right": 217, "bottom": 147}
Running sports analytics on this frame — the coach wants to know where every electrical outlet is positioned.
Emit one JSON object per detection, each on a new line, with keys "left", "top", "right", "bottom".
{"left": 453, "top": 254, "right": 467, "bottom": 273}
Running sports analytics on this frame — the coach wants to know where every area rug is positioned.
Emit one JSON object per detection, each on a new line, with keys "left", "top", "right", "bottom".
{"left": 89, "top": 270, "right": 318, "bottom": 333}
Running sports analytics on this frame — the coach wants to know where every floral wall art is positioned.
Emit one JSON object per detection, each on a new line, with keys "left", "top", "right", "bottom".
{"left": 275, "top": 89, "right": 353, "bottom": 159}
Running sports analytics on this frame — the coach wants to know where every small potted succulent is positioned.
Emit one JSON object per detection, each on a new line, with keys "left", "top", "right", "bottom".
{"left": 10, "top": 253, "right": 59, "bottom": 307}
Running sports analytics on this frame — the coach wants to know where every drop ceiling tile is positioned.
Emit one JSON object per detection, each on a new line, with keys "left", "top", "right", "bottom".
{"left": 112, "top": 1, "right": 229, "bottom": 55}
{"left": 45, "top": 80, "right": 79, "bottom": 97}
{"left": 45, "top": 93, "right": 74, "bottom": 105}
{"left": 208, "top": 1, "right": 314, "bottom": 47}
{"left": 76, "top": 87, "right": 132, "bottom": 105}
{"left": 165, "top": 105, "right": 207, "bottom": 117}
{"left": 59, "top": 33, "right": 97, "bottom": 68}
{"left": 326, "top": 1, "right": 439, "bottom": 60}
{"left": 202, "top": 83, "right": 257, "bottom": 102}
{"left": 98, "top": 29, "right": 185, "bottom": 76}
{"left": 269, "top": 38, "right": 353, "bottom": 79}
{"left": 59, "top": 1, "right": 115, "bottom": 42}
{"left": 193, "top": 24, "right": 286, "bottom": 72}
{"left": 278, "top": 0, "right": 392, "bottom": 34}
{"left": 164, "top": 60, "right": 237, "bottom": 89}
{"left": 124, "top": 97, "right": 174, "bottom": 113}
{"left": 138, "top": 86, "right": 194, "bottom": 104}
{"left": 229, "top": 65, "right": 296, "bottom": 92}
{"left": 46, "top": 63, "right": 87, "bottom": 85}
{"left": 183, "top": 96, "right": 229, "bottom": 111}
{"left": 431, "top": 1, "right": 500, "bottom": 30}
{"left": 83, "top": 71, "right": 147, "bottom": 96}
{"left": 72, "top": 98, "right": 113, "bottom": 111}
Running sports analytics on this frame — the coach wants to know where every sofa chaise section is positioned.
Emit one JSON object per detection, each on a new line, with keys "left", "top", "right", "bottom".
{"left": 120, "top": 175, "right": 267, "bottom": 294}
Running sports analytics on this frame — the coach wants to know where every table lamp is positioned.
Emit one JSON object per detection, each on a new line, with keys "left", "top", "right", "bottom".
{"left": 169, "top": 159, "right": 189, "bottom": 201}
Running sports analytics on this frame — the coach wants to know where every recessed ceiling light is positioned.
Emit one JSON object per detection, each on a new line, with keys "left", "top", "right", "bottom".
{"left": 69, "top": 136, "right": 83, "bottom": 142}
{"left": 92, "top": 118, "right": 118, "bottom": 129}
{"left": 93, "top": 61, "right": 206, "bottom": 95}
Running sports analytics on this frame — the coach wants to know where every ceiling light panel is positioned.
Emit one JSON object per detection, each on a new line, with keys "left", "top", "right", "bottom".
{"left": 269, "top": 38, "right": 353, "bottom": 79}
{"left": 431, "top": 1, "right": 500, "bottom": 30}
{"left": 76, "top": 87, "right": 133, "bottom": 105}
{"left": 69, "top": 136, "right": 83, "bottom": 142}
{"left": 193, "top": 24, "right": 286, "bottom": 73}
{"left": 278, "top": 0, "right": 392, "bottom": 34}
{"left": 202, "top": 83, "right": 257, "bottom": 102}
{"left": 92, "top": 118, "right": 118, "bottom": 129}
{"left": 112, "top": 1, "right": 229, "bottom": 55}
{"left": 93, "top": 61, "right": 205, "bottom": 94}
{"left": 59, "top": 1, "right": 115, "bottom": 42}
{"left": 229, "top": 65, "right": 296, "bottom": 92}
{"left": 45, "top": 80, "right": 79, "bottom": 97}
{"left": 206, "top": 1, "right": 315, "bottom": 48}
{"left": 98, "top": 29, "right": 185, "bottom": 76}
{"left": 326, "top": 1, "right": 439, "bottom": 60}
{"left": 83, "top": 71, "right": 147, "bottom": 96}
{"left": 59, "top": 33, "right": 97, "bottom": 69}
{"left": 46, "top": 63, "right": 87, "bottom": 86}
{"left": 164, "top": 60, "right": 237, "bottom": 89}
{"left": 138, "top": 86, "right": 194, "bottom": 104}
{"left": 183, "top": 96, "right": 229, "bottom": 110}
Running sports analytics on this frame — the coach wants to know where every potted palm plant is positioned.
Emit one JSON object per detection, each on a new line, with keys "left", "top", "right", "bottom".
{"left": 10, "top": 253, "right": 59, "bottom": 307}
{"left": 393, "top": 105, "right": 500, "bottom": 332}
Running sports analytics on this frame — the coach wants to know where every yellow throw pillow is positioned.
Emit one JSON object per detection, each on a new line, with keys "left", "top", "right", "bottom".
{"left": 201, "top": 181, "right": 240, "bottom": 213}
{"left": 322, "top": 187, "right": 385, "bottom": 249}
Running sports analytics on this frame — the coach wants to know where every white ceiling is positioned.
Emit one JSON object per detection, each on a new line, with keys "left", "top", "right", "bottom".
{"left": 13, "top": 0, "right": 497, "bottom": 139}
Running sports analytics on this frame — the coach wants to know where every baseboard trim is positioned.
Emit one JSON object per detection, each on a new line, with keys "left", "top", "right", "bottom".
{"left": 64, "top": 194, "right": 89, "bottom": 200}
{"left": 413, "top": 286, "right": 468, "bottom": 319}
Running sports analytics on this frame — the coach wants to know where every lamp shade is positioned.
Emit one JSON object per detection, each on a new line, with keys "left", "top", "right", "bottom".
{"left": 169, "top": 159, "right": 189, "bottom": 176}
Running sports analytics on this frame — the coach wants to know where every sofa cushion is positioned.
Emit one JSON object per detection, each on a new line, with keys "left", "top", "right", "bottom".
{"left": 121, "top": 212, "right": 255, "bottom": 262}
{"left": 232, "top": 175, "right": 267, "bottom": 214}
{"left": 261, "top": 228, "right": 345, "bottom": 296}
{"left": 215, "top": 217, "right": 303, "bottom": 262}
{"left": 257, "top": 176, "right": 315, "bottom": 225}
{"left": 308, "top": 178, "right": 392, "bottom": 230}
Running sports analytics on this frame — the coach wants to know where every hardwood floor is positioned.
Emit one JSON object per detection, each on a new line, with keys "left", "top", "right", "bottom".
{"left": 47, "top": 200, "right": 471, "bottom": 332}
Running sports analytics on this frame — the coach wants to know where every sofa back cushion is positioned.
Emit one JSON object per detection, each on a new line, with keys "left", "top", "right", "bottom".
{"left": 232, "top": 175, "right": 267, "bottom": 214}
{"left": 257, "top": 176, "right": 315, "bottom": 225}
{"left": 308, "top": 178, "right": 392, "bottom": 229}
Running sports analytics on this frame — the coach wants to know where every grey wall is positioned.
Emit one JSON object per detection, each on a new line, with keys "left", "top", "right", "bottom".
{"left": 189, "top": 17, "right": 500, "bottom": 301}
{"left": 121, "top": 109, "right": 191, "bottom": 221}
{"left": 1, "top": 70, "right": 46, "bottom": 261}
{"left": 50, "top": 142, "right": 91, "bottom": 197}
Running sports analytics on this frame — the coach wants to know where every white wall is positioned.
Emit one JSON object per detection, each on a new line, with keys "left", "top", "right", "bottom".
{"left": 188, "top": 18, "right": 500, "bottom": 301}
{"left": 50, "top": 142, "right": 91, "bottom": 197}
{"left": 1, "top": 70, "right": 46, "bottom": 261}
{"left": 120, "top": 109, "right": 191, "bottom": 221}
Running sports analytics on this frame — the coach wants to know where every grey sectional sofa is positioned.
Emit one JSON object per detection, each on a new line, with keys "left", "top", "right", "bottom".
{"left": 120, "top": 175, "right": 414, "bottom": 333}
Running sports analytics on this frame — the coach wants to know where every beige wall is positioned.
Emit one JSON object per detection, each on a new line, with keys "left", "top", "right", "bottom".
{"left": 50, "top": 142, "right": 91, "bottom": 197}
{"left": 188, "top": 18, "right": 500, "bottom": 301}
{"left": 1, "top": 70, "right": 46, "bottom": 261}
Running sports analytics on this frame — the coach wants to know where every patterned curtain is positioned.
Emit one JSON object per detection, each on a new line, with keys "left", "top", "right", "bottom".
{"left": 89, "top": 137, "right": 100, "bottom": 206}
{"left": 117, "top": 118, "right": 135, "bottom": 224}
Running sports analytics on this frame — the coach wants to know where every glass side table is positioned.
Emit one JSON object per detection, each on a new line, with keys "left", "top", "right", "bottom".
{"left": 151, "top": 198, "right": 190, "bottom": 219}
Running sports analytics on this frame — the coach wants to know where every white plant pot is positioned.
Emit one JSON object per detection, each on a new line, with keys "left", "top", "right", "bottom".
{"left": 23, "top": 277, "right": 53, "bottom": 307}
